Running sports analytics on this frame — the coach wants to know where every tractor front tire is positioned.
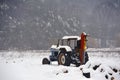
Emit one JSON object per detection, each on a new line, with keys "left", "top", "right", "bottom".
{"left": 58, "top": 53, "right": 70, "bottom": 66}
{"left": 42, "top": 58, "right": 50, "bottom": 65}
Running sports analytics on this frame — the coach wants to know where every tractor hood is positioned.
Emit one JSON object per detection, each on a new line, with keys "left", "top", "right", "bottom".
{"left": 51, "top": 45, "right": 72, "bottom": 52}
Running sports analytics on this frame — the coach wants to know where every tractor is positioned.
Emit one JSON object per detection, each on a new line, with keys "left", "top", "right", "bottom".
{"left": 42, "top": 32, "right": 89, "bottom": 67}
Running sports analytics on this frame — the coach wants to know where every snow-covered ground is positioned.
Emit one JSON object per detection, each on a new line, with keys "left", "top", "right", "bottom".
{"left": 0, "top": 49, "right": 120, "bottom": 80}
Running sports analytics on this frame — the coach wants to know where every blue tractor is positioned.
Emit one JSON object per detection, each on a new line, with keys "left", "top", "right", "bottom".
{"left": 42, "top": 32, "right": 89, "bottom": 66}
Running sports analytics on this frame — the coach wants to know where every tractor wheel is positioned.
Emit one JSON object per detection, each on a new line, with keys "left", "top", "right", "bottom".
{"left": 42, "top": 58, "right": 50, "bottom": 65}
{"left": 85, "top": 52, "right": 89, "bottom": 64}
{"left": 58, "top": 53, "right": 70, "bottom": 66}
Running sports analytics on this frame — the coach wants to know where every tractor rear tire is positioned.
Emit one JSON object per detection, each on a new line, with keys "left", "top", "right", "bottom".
{"left": 58, "top": 53, "right": 70, "bottom": 66}
{"left": 42, "top": 58, "right": 50, "bottom": 65}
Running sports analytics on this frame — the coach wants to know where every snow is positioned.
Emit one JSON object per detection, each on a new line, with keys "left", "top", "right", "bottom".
{"left": 0, "top": 49, "right": 120, "bottom": 80}
{"left": 62, "top": 36, "right": 81, "bottom": 40}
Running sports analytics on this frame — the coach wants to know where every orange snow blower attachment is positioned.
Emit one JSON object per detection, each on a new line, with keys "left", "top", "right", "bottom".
{"left": 79, "top": 32, "right": 88, "bottom": 65}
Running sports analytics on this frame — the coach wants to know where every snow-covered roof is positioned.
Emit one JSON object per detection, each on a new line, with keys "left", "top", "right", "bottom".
{"left": 62, "top": 36, "right": 81, "bottom": 40}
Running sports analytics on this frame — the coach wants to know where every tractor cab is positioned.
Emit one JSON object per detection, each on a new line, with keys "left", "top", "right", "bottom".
{"left": 61, "top": 36, "right": 80, "bottom": 49}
